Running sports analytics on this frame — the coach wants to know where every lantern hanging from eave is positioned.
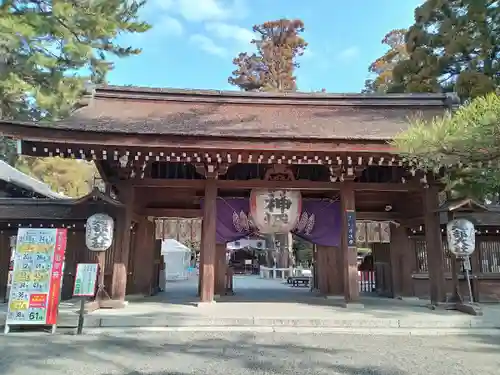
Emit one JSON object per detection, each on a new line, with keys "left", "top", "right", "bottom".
{"left": 250, "top": 189, "right": 302, "bottom": 234}
{"left": 446, "top": 218, "right": 475, "bottom": 257}
{"left": 86, "top": 213, "right": 114, "bottom": 251}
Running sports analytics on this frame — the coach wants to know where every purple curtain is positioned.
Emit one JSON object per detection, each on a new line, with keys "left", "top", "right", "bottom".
{"left": 215, "top": 198, "right": 253, "bottom": 244}
{"left": 201, "top": 198, "right": 341, "bottom": 246}
{"left": 296, "top": 200, "right": 341, "bottom": 247}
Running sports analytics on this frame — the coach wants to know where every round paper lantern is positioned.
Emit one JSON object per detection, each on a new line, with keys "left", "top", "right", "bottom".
{"left": 86, "top": 213, "right": 114, "bottom": 251}
{"left": 250, "top": 189, "right": 302, "bottom": 234}
{"left": 446, "top": 218, "right": 475, "bottom": 257}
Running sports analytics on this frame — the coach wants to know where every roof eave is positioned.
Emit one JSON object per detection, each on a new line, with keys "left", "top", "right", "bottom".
{"left": 0, "top": 120, "right": 395, "bottom": 145}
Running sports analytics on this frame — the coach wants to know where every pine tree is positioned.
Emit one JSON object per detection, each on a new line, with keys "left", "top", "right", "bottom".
{"left": 228, "top": 19, "right": 307, "bottom": 92}
{"left": 390, "top": 0, "right": 499, "bottom": 99}
{"left": 0, "top": 0, "right": 151, "bottom": 162}
{"left": 16, "top": 157, "right": 99, "bottom": 197}
{"left": 394, "top": 93, "right": 500, "bottom": 200}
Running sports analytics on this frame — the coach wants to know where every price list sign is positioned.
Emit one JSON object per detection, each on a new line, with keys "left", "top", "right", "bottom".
{"left": 5, "top": 228, "right": 67, "bottom": 328}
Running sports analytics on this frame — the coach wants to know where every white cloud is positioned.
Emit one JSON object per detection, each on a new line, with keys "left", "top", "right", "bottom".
{"left": 146, "top": 0, "right": 251, "bottom": 58}
{"left": 160, "top": 15, "right": 184, "bottom": 36}
{"left": 204, "top": 22, "right": 254, "bottom": 50}
{"left": 156, "top": 0, "right": 248, "bottom": 22}
{"left": 337, "top": 46, "right": 359, "bottom": 62}
{"left": 189, "top": 34, "right": 227, "bottom": 57}
{"left": 154, "top": 0, "right": 174, "bottom": 10}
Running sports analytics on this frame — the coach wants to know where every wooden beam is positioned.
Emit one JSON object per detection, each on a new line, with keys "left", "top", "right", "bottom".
{"left": 141, "top": 208, "right": 202, "bottom": 218}
{"left": 131, "top": 178, "right": 420, "bottom": 192}
{"left": 2, "top": 123, "right": 397, "bottom": 153}
{"left": 133, "top": 179, "right": 204, "bottom": 189}
{"left": 402, "top": 216, "right": 425, "bottom": 227}
{"left": 143, "top": 207, "right": 400, "bottom": 221}
{"left": 356, "top": 211, "right": 401, "bottom": 221}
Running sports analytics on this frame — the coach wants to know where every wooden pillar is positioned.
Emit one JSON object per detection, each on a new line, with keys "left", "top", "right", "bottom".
{"left": 111, "top": 185, "right": 134, "bottom": 301}
{"left": 152, "top": 239, "right": 162, "bottom": 295}
{"left": 312, "top": 244, "right": 319, "bottom": 290}
{"left": 340, "top": 182, "right": 359, "bottom": 303}
{"left": 317, "top": 245, "right": 327, "bottom": 294}
{"left": 390, "top": 224, "right": 413, "bottom": 297}
{"left": 132, "top": 217, "right": 155, "bottom": 295}
{"left": 317, "top": 245, "right": 343, "bottom": 295}
{"left": 0, "top": 233, "right": 11, "bottom": 302}
{"left": 215, "top": 243, "right": 226, "bottom": 295}
{"left": 330, "top": 246, "right": 344, "bottom": 295}
{"left": 470, "top": 238, "right": 481, "bottom": 302}
{"left": 199, "top": 179, "right": 217, "bottom": 303}
{"left": 446, "top": 211, "right": 462, "bottom": 303}
{"left": 423, "top": 186, "right": 446, "bottom": 304}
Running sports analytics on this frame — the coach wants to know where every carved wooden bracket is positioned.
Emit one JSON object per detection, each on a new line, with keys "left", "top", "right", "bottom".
{"left": 354, "top": 166, "right": 365, "bottom": 177}
{"left": 195, "top": 163, "right": 229, "bottom": 179}
{"left": 263, "top": 164, "right": 295, "bottom": 181}
{"left": 329, "top": 165, "right": 365, "bottom": 182}
{"left": 329, "top": 166, "right": 342, "bottom": 182}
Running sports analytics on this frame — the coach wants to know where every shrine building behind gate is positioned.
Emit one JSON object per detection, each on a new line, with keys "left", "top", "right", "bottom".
{"left": 1, "top": 85, "right": 498, "bottom": 306}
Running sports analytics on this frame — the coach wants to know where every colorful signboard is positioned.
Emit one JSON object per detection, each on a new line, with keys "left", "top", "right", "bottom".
{"left": 73, "top": 263, "right": 98, "bottom": 297}
{"left": 5, "top": 228, "right": 67, "bottom": 327}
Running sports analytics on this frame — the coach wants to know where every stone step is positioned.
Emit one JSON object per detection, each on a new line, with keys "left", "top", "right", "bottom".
{"left": 2, "top": 314, "right": 498, "bottom": 329}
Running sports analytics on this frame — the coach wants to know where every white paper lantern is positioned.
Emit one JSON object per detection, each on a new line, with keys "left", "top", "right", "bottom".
{"left": 250, "top": 189, "right": 302, "bottom": 234}
{"left": 446, "top": 218, "right": 475, "bottom": 257}
{"left": 86, "top": 213, "right": 114, "bottom": 251}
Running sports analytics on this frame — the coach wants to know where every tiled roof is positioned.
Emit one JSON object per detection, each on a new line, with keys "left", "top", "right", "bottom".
{"left": 4, "top": 85, "right": 458, "bottom": 141}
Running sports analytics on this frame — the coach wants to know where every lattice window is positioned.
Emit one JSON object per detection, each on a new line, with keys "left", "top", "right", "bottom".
{"left": 479, "top": 240, "right": 500, "bottom": 273}
{"left": 414, "top": 239, "right": 428, "bottom": 272}
{"left": 413, "top": 238, "right": 453, "bottom": 273}
{"left": 442, "top": 240, "right": 453, "bottom": 273}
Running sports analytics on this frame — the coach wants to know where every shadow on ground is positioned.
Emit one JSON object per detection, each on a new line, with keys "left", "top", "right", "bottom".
{"left": 1, "top": 329, "right": 498, "bottom": 375}
{"left": 0, "top": 332, "right": 401, "bottom": 375}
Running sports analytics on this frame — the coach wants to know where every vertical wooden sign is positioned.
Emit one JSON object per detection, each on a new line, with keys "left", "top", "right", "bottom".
{"left": 346, "top": 210, "right": 356, "bottom": 248}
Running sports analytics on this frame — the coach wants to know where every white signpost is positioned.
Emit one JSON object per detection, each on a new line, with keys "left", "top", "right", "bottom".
{"left": 73, "top": 263, "right": 99, "bottom": 297}
{"left": 73, "top": 263, "right": 99, "bottom": 334}
{"left": 446, "top": 218, "right": 476, "bottom": 303}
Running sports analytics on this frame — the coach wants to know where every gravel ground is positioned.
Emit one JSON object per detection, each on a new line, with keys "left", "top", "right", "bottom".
{"left": 1, "top": 330, "right": 499, "bottom": 375}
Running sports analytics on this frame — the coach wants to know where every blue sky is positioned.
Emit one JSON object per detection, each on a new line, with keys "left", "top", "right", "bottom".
{"left": 108, "top": 0, "right": 424, "bottom": 93}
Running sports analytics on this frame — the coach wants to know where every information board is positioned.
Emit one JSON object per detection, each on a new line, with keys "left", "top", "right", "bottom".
{"left": 73, "top": 263, "right": 98, "bottom": 297}
{"left": 5, "top": 228, "right": 67, "bottom": 327}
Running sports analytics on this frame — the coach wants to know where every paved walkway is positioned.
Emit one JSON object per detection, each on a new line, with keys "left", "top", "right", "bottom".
{"left": 1, "top": 331, "right": 500, "bottom": 374}
{"left": 2, "top": 276, "right": 500, "bottom": 330}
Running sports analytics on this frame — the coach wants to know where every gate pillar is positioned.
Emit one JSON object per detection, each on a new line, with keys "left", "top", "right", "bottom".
{"left": 340, "top": 182, "right": 361, "bottom": 305}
